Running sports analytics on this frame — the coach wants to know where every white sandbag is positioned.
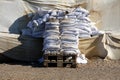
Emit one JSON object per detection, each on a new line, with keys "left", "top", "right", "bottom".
{"left": 43, "top": 42, "right": 60, "bottom": 51}
{"left": 45, "top": 22, "right": 59, "bottom": 30}
{"left": 60, "top": 19, "right": 76, "bottom": 24}
{"left": 44, "top": 39, "right": 60, "bottom": 44}
{"left": 61, "top": 48, "right": 80, "bottom": 55}
{"left": 61, "top": 43, "right": 78, "bottom": 49}
{"left": 61, "top": 40, "right": 78, "bottom": 45}
{"left": 44, "top": 35, "right": 60, "bottom": 40}
{"left": 76, "top": 23, "right": 90, "bottom": 28}
{"left": 60, "top": 28, "right": 79, "bottom": 33}
{"left": 44, "top": 30, "right": 59, "bottom": 34}
{"left": 61, "top": 39, "right": 79, "bottom": 44}
{"left": 78, "top": 29, "right": 90, "bottom": 34}
{"left": 76, "top": 54, "right": 87, "bottom": 64}
{"left": 74, "top": 7, "right": 89, "bottom": 14}
{"left": 78, "top": 17, "right": 91, "bottom": 23}
{"left": 61, "top": 34, "right": 78, "bottom": 41}
{"left": 60, "top": 23, "right": 76, "bottom": 28}
{"left": 43, "top": 30, "right": 59, "bottom": 37}
{"left": 67, "top": 15, "right": 77, "bottom": 19}
{"left": 43, "top": 33, "right": 59, "bottom": 39}
{"left": 73, "top": 7, "right": 89, "bottom": 17}
{"left": 79, "top": 34, "right": 91, "bottom": 38}
{"left": 76, "top": 24, "right": 92, "bottom": 33}
{"left": 90, "top": 25, "right": 99, "bottom": 36}
{"left": 61, "top": 30, "right": 79, "bottom": 36}
{"left": 44, "top": 49, "right": 60, "bottom": 54}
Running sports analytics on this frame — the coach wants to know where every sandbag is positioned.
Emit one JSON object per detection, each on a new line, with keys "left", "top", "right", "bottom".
{"left": 79, "top": 34, "right": 107, "bottom": 59}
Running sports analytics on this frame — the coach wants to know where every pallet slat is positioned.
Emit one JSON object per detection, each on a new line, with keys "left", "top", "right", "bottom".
{"left": 44, "top": 54, "right": 77, "bottom": 68}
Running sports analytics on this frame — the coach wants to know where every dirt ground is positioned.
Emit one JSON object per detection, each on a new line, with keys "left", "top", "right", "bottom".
{"left": 0, "top": 58, "right": 120, "bottom": 80}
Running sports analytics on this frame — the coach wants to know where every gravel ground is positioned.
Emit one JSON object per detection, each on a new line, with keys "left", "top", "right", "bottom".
{"left": 0, "top": 58, "right": 120, "bottom": 80}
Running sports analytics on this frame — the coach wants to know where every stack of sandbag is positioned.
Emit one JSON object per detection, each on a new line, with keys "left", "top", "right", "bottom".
{"left": 60, "top": 19, "right": 80, "bottom": 55}
{"left": 43, "top": 16, "right": 60, "bottom": 55}
{"left": 67, "top": 7, "right": 99, "bottom": 38}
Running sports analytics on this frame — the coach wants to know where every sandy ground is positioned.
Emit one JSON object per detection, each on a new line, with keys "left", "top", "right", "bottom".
{"left": 0, "top": 58, "right": 120, "bottom": 80}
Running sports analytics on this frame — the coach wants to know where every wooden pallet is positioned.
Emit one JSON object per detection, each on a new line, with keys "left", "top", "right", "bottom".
{"left": 43, "top": 54, "right": 77, "bottom": 68}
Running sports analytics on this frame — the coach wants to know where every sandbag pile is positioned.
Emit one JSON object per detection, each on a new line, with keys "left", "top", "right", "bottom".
{"left": 22, "top": 10, "right": 66, "bottom": 38}
{"left": 60, "top": 19, "right": 80, "bottom": 55}
{"left": 22, "top": 7, "right": 100, "bottom": 38}
{"left": 21, "top": 7, "right": 100, "bottom": 56}
{"left": 43, "top": 18, "right": 60, "bottom": 55}
{"left": 66, "top": 7, "right": 99, "bottom": 38}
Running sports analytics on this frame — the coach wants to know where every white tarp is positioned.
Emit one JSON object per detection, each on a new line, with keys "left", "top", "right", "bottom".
{"left": 87, "top": 0, "right": 120, "bottom": 33}
{"left": 0, "top": 0, "right": 87, "bottom": 33}
{"left": 103, "top": 33, "right": 120, "bottom": 60}
{"left": 0, "top": 0, "right": 120, "bottom": 33}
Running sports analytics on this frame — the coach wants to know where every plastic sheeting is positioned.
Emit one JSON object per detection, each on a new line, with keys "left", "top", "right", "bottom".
{"left": 87, "top": 0, "right": 120, "bottom": 33}
{"left": 1, "top": 32, "right": 120, "bottom": 61}
{"left": 104, "top": 33, "right": 120, "bottom": 60}
{"left": 0, "top": 0, "right": 120, "bottom": 61}
{"left": 0, "top": 0, "right": 32, "bottom": 33}
{"left": 0, "top": 0, "right": 120, "bottom": 33}
{"left": 79, "top": 35, "right": 107, "bottom": 59}
{"left": 0, "top": 0, "right": 87, "bottom": 33}
{"left": 0, "top": 33, "right": 43, "bottom": 61}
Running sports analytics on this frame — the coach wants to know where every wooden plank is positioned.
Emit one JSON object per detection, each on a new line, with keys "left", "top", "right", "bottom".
{"left": 43, "top": 54, "right": 77, "bottom": 67}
